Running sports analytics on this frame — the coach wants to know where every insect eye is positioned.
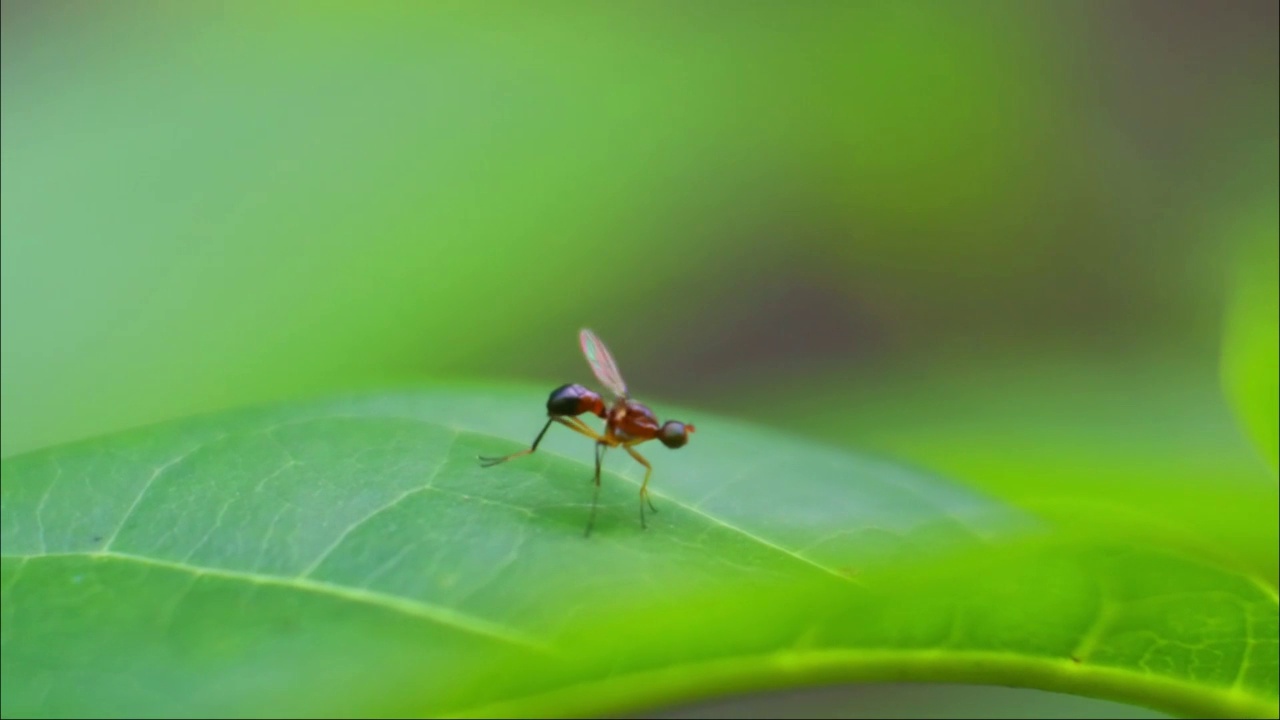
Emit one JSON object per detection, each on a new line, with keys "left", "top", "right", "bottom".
{"left": 659, "top": 421, "right": 689, "bottom": 449}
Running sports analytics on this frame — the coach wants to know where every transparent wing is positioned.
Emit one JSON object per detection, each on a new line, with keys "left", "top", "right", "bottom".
{"left": 579, "top": 328, "right": 628, "bottom": 398}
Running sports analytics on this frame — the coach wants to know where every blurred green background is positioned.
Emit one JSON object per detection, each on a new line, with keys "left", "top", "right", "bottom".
{"left": 3, "top": 1, "right": 1276, "bottom": 717}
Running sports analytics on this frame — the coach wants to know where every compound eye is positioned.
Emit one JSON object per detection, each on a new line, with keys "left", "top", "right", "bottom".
{"left": 659, "top": 421, "right": 689, "bottom": 449}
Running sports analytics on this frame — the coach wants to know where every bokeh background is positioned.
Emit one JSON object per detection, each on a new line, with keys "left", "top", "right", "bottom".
{"left": 3, "top": 1, "right": 1276, "bottom": 717}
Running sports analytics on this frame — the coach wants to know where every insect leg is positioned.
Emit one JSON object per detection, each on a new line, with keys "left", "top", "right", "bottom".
{"left": 558, "top": 415, "right": 606, "bottom": 441}
{"left": 478, "top": 411, "right": 614, "bottom": 538}
{"left": 478, "top": 415, "right": 608, "bottom": 468}
{"left": 623, "top": 445, "right": 657, "bottom": 529}
{"left": 584, "top": 440, "right": 606, "bottom": 538}
{"left": 478, "top": 417, "right": 555, "bottom": 467}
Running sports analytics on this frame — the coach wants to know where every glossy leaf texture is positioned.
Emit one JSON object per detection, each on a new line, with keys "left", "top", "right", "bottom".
{"left": 2, "top": 386, "right": 1277, "bottom": 719}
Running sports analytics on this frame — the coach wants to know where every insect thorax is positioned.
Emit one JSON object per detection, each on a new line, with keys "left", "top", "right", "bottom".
{"left": 609, "top": 399, "right": 660, "bottom": 441}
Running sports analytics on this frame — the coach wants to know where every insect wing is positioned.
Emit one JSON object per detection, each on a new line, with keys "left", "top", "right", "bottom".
{"left": 579, "top": 328, "right": 628, "bottom": 398}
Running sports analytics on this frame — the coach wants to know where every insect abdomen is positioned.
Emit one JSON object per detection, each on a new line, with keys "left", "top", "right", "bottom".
{"left": 547, "top": 383, "right": 605, "bottom": 417}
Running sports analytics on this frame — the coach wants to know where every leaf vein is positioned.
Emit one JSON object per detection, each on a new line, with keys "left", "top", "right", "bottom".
{"left": 1, "top": 550, "right": 551, "bottom": 654}
{"left": 33, "top": 456, "right": 62, "bottom": 555}
{"left": 1070, "top": 578, "right": 1116, "bottom": 664}
{"left": 298, "top": 435, "right": 457, "bottom": 579}
{"left": 103, "top": 439, "right": 219, "bottom": 552}
{"left": 500, "top": 442, "right": 862, "bottom": 585}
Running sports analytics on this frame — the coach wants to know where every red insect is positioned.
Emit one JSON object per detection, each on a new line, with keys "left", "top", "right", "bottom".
{"left": 479, "top": 328, "right": 696, "bottom": 537}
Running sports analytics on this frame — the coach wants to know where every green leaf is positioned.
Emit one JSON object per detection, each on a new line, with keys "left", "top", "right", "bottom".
{"left": 2, "top": 386, "right": 1276, "bottom": 719}
{"left": 1221, "top": 206, "right": 1280, "bottom": 476}
{"left": 710, "top": 351, "right": 1280, "bottom": 587}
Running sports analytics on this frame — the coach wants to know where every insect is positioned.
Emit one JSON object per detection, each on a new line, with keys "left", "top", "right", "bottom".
{"left": 478, "top": 328, "right": 696, "bottom": 537}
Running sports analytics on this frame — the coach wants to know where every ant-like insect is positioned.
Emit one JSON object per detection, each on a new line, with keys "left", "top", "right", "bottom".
{"left": 478, "top": 329, "right": 696, "bottom": 537}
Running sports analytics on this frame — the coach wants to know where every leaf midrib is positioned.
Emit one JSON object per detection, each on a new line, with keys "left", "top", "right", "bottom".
{"left": 0, "top": 550, "right": 552, "bottom": 653}
{"left": 3, "top": 418, "right": 861, "bottom": 656}
{"left": 5, "top": 408, "right": 1278, "bottom": 720}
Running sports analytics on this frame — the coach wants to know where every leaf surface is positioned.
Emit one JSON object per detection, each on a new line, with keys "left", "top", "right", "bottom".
{"left": 1221, "top": 206, "right": 1280, "bottom": 476}
{"left": 2, "top": 386, "right": 1276, "bottom": 718}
